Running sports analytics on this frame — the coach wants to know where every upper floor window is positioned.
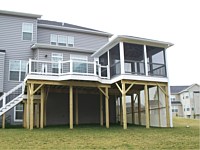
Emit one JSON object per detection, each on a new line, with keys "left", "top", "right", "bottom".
{"left": 68, "top": 36, "right": 74, "bottom": 47}
{"left": 9, "top": 60, "right": 27, "bottom": 81}
{"left": 50, "top": 34, "right": 74, "bottom": 47}
{"left": 22, "top": 23, "right": 33, "bottom": 41}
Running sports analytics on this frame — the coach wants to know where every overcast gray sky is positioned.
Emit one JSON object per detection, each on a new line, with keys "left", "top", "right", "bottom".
{"left": 1, "top": 0, "right": 200, "bottom": 85}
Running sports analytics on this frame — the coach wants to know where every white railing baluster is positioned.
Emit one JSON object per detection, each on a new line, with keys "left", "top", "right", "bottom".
{"left": 94, "top": 62, "right": 96, "bottom": 76}
{"left": 3, "top": 93, "right": 6, "bottom": 107}
{"left": 70, "top": 60, "right": 73, "bottom": 74}
{"left": 29, "top": 58, "right": 31, "bottom": 74}
{"left": 107, "top": 65, "right": 110, "bottom": 79}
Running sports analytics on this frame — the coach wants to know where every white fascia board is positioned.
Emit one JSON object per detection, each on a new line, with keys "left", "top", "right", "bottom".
{"left": 26, "top": 74, "right": 168, "bottom": 85}
{"left": 31, "top": 43, "right": 95, "bottom": 53}
{"left": 0, "top": 10, "right": 41, "bottom": 18}
{"left": 92, "top": 35, "right": 174, "bottom": 58}
{"left": 38, "top": 24, "right": 113, "bottom": 37}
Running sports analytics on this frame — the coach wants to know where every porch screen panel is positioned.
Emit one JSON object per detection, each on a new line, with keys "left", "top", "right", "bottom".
{"left": 99, "top": 52, "right": 108, "bottom": 77}
{"left": 146, "top": 46, "right": 166, "bottom": 77}
{"left": 124, "top": 43, "right": 145, "bottom": 75}
{"left": 109, "top": 44, "right": 121, "bottom": 78}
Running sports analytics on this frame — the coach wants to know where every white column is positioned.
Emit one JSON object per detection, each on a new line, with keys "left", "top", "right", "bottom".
{"left": 119, "top": 42, "right": 125, "bottom": 74}
{"left": 144, "top": 45, "right": 148, "bottom": 76}
{"left": 165, "top": 49, "right": 173, "bottom": 127}
{"left": 107, "top": 51, "right": 110, "bottom": 79}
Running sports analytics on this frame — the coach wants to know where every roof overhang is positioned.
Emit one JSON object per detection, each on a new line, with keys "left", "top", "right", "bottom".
{"left": 92, "top": 35, "right": 174, "bottom": 57}
{"left": 31, "top": 43, "right": 96, "bottom": 53}
{"left": 0, "top": 10, "right": 41, "bottom": 18}
{"left": 37, "top": 24, "right": 113, "bottom": 37}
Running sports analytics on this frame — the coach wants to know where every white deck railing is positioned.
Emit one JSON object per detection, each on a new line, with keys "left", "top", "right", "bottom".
{"left": 27, "top": 59, "right": 109, "bottom": 79}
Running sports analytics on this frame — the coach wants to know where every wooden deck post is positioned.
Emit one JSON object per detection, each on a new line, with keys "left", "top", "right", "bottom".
{"left": 2, "top": 113, "right": 5, "bottom": 129}
{"left": 105, "top": 87, "right": 109, "bottom": 128}
{"left": 36, "top": 102, "right": 40, "bottom": 128}
{"left": 26, "top": 84, "right": 30, "bottom": 129}
{"left": 69, "top": 85, "right": 73, "bottom": 129}
{"left": 40, "top": 86, "right": 44, "bottom": 128}
{"left": 144, "top": 84, "right": 150, "bottom": 128}
{"left": 138, "top": 93, "right": 141, "bottom": 125}
{"left": 165, "top": 85, "right": 170, "bottom": 127}
{"left": 120, "top": 97, "right": 123, "bottom": 125}
{"left": 122, "top": 82, "right": 127, "bottom": 129}
{"left": 157, "top": 86, "right": 161, "bottom": 127}
{"left": 75, "top": 89, "right": 78, "bottom": 126}
{"left": 23, "top": 101, "right": 27, "bottom": 128}
{"left": 30, "top": 83, "right": 34, "bottom": 130}
{"left": 131, "top": 94, "right": 134, "bottom": 124}
{"left": 100, "top": 92, "right": 103, "bottom": 126}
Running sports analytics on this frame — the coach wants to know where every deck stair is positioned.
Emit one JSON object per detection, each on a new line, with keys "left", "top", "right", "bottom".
{"left": 0, "top": 82, "right": 25, "bottom": 116}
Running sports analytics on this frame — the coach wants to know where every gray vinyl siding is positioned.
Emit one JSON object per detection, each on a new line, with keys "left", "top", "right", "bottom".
{"left": 0, "top": 52, "right": 5, "bottom": 92}
{"left": 0, "top": 14, "right": 37, "bottom": 92}
{"left": 37, "top": 27, "right": 108, "bottom": 50}
{"left": 37, "top": 48, "right": 94, "bottom": 61}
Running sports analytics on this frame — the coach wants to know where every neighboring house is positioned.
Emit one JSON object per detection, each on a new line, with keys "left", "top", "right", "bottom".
{"left": 170, "top": 84, "right": 200, "bottom": 119}
{"left": 0, "top": 10, "right": 173, "bottom": 130}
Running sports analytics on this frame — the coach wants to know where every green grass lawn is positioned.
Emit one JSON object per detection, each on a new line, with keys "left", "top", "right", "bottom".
{"left": 0, "top": 117, "right": 199, "bottom": 149}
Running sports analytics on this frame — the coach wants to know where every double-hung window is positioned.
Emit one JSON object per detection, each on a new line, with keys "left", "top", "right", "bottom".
{"left": 50, "top": 34, "right": 57, "bottom": 45}
{"left": 58, "top": 35, "right": 67, "bottom": 46}
{"left": 68, "top": 36, "right": 74, "bottom": 47}
{"left": 70, "top": 54, "right": 88, "bottom": 73}
{"left": 22, "top": 23, "right": 33, "bottom": 41}
{"left": 14, "top": 103, "right": 23, "bottom": 122}
{"left": 9, "top": 60, "right": 27, "bottom": 81}
{"left": 52, "top": 53, "right": 63, "bottom": 73}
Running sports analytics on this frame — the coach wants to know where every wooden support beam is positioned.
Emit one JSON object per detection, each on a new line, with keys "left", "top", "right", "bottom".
{"left": 138, "top": 93, "right": 141, "bottom": 125}
{"left": 105, "top": 87, "right": 109, "bottom": 128}
{"left": 33, "top": 84, "right": 44, "bottom": 95}
{"left": 100, "top": 92, "right": 103, "bottom": 126}
{"left": 36, "top": 102, "right": 40, "bottom": 128}
{"left": 120, "top": 97, "right": 123, "bottom": 125}
{"left": 27, "top": 80, "right": 111, "bottom": 88}
{"left": 165, "top": 85, "right": 170, "bottom": 127}
{"left": 144, "top": 84, "right": 150, "bottom": 128}
{"left": 23, "top": 101, "right": 27, "bottom": 128}
{"left": 75, "top": 89, "right": 78, "bottom": 126}
{"left": 43, "top": 89, "right": 47, "bottom": 127}
{"left": 157, "top": 83, "right": 169, "bottom": 97}
{"left": 131, "top": 94, "right": 134, "bottom": 124}
{"left": 26, "top": 84, "right": 30, "bottom": 129}
{"left": 69, "top": 85, "right": 73, "bottom": 129}
{"left": 30, "top": 83, "right": 34, "bottom": 130}
{"left": 157, "top": 86, "right": 161, "bottom": 127}
{"left": 40, "top": 86, "right": 44, "bottom": 128}
{"left": 122, "top": 82, "right": 127, "bottom": 129}
{"left": 122, "top": 80, "right": 166, "bottom": 87}
{"left": 125, "top": 82, "right": 135, "bottom": 94}
{"left": 2, "top": 113, "right": 5, "bottom": 129}
{"left": 115, "top": 83, "right": 122, "bottom": 93}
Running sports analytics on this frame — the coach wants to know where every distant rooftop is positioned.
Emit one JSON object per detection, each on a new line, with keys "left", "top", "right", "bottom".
{"left": 170, "top": 86, "right": 189, "bottom": 94}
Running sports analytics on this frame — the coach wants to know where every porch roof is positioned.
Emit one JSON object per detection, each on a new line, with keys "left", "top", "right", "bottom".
{"left": 91, "top": 35, "right": 174, "bottom": 57}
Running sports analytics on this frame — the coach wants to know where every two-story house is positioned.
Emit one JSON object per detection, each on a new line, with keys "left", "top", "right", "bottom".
{"left": 0, "top": 10, "right": 173, "bottom": 130}
{"left": 170, "top": 84, "right": 200, "bottom": 119}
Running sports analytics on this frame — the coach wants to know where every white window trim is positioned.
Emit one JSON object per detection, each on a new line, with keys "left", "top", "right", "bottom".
{"left": 50, "top": 34, "right": 74, "bottom": 47}
{"left": 51, "top": 53, "right": 63, "bottom": 72}
{"left": 50, "top": 34, "right": 57, "bottom": 45}
{"left": 14, "top": 104, "right": 23, "bottom": 122}
{"left": 58, "top": 35, "right": 68, "bottom": 46}
{"left": 22, "top": 23, "right": 33, "bottom": 41}
{"left": 8, "top": 60, "right": 28, "bottom": 82}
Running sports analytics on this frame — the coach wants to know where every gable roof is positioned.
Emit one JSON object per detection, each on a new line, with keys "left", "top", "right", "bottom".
{"left": 0, "top": 10, "right": 41, "bottom": 18}
{"left": 92, "top": 35, "right": 173, "bottom": 57}
{"left": 170, "top": 86, "right": 189, "bottom": 94}
{"left": 37, "top": 19, "right": 113, "bottom": 37}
